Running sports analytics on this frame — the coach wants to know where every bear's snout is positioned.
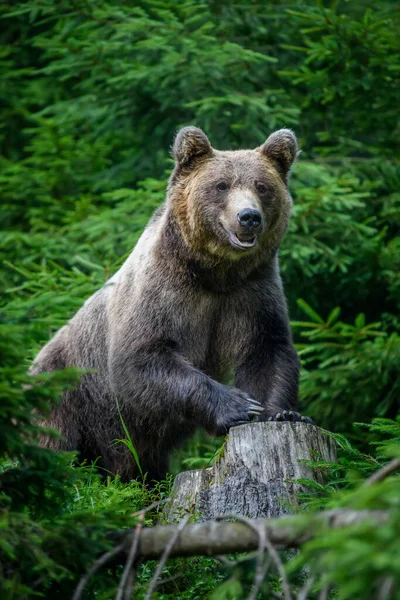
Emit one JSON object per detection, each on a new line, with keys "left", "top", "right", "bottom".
{"left": 237, "top": 208, "right": 262, "bottom": 233}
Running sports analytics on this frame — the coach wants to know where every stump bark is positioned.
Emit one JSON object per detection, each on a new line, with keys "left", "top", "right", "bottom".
{"left": 167, "top": 422, "right": 336, "bottom": 522}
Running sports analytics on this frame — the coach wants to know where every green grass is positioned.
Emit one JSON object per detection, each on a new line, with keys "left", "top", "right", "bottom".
{"left": 113, "top": 396, "right": 144, "bottom": 480}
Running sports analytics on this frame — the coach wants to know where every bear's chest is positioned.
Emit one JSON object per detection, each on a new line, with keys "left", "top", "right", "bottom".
{"left": 174, "top": 291, "right": 218, "bottom": 366}
{"left": 206, "top": 295, "right": 256, "bottom": 376}
{"left": 176, "top": 290, "right": 254, "bottom": 377}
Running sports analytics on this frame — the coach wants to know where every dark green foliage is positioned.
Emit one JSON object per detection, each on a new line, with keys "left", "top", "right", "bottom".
{"left": 288, "top": 419, "right": 400, "bottom": 599}
{"left": 2, "top": 0, "right": 398, "bottom": 431}
{"left": 0, "top": 318, "right": 156, "bottom": 599}
{"left": 1, "top": 0, "right": 399, "bottom": 598}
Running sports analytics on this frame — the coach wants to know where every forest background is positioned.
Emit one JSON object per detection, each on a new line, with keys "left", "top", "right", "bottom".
{"left": 1, "top": 1, "right": 399, "bottom": 599}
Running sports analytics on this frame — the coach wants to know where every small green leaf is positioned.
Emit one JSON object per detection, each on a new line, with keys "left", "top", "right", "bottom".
{"left": 297, "top": 299, "right": 325, "bottom": 323}
{"left": 327, "top": 306, "right": 341, "bottom": 325}
{"left": 355, "top": 313, "right": 366, "bottom": 328}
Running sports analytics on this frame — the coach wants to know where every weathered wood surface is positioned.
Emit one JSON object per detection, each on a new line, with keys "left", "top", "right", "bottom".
{"left": 167, "top": 422, "right": 336, "bottom": 522}
{"left": 122, "top": 510, "right": 386, "bottom": 560}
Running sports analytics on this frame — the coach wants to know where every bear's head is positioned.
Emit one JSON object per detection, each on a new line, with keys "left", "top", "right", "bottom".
{"left": 168, "top": 126, "right": 298, "bottom": 264}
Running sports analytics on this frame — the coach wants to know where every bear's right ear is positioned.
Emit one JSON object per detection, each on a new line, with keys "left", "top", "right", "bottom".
{"left": 172, "top": 126, "right": 213, "bottom": 168}
{"left": 258, "top": 129, "right": 299, "bottom": 182}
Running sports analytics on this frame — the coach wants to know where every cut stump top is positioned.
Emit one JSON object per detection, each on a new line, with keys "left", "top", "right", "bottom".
{"left": 166, "top": 422, "right": 336, "bottom": 522}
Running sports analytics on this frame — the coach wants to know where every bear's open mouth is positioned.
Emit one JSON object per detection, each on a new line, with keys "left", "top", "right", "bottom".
{"left": 228, "top": 231, "right": 257, "bottom": 250}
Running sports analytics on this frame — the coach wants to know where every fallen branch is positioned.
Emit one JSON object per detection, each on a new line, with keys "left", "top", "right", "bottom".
{"left": 112, "top": 509, "right": 388, "bottom": 562}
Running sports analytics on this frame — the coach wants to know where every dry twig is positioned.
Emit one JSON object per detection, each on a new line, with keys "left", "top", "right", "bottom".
{"left": 115, "top": 512, "right": 145, "bottom": 600}
{"left": 216, "top": 514, "right": 291, "bottom": 600}
{"left": 297, "top": 576, "right": 315, "bottom": 600}
{"left": 123, "top": 571, "right": 135, "bottom": 600}
{"left": 72, "top": 543, "right": 125, "bottom": 600}
{"left": 215, "top": 555, "right": 235, "bottom": 567}
{"left": 364, "top": 458, "right": 400, "bottom": 486}
{"left": 262, "top": 531, "right": 292, "bottom": 600}
{"left": 318, "top": 584, "right": 330, "bottom": 600}
{"left": 247, "top": 521, "right": 269, "bottom": 600}
{"left": 130, "top": 497, "right": 170, "bottom": 518}
{"left": 144, "top": 515, "right": 190, "bottom": 600}
{"left": 377, "top": 576, "right": 395, "bottom": 600}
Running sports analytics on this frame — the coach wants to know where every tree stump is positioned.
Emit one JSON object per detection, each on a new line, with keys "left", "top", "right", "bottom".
{"left": 167, "top": 422, "right": 336, "bottom": 522}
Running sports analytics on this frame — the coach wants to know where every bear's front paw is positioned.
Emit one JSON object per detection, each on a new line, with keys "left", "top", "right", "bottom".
{"left": 266, "top": 410, "right": 313, "bottom": 424}
{"left": 213, "top": 387, "right": 264, "bottom": 436}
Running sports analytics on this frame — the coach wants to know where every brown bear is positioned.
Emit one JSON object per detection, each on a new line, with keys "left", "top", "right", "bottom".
{"left": 31, "top": 126, "right": 309, "bottom": 482}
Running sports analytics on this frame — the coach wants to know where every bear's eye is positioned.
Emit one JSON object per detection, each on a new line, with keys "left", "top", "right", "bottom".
{"left": 216, "top": 181, "right": 228, "bottom": 191}
{"left": 256, "top": 182, "right": 268, "bottom": 195}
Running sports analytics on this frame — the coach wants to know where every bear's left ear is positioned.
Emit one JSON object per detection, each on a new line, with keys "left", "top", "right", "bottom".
{"left": 172, "top": 126, "right": 213, "bottom": 168}
{"left": 258, "top": 129, "right": 299, "bottom": 182}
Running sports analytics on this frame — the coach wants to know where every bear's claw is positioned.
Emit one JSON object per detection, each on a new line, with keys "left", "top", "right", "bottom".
{"left": 268, "top": 410, "right": 313, "bottom": 424}
{"left": 247, "top": 398, "right": 264, "bottom": 418}
{"left": 232, "top": 420, "right": 253, "bottom": 428}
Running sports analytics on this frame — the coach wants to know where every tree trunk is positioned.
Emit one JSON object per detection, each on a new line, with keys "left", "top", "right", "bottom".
{"left": 167, "top": 422, "right": 336, "bottom": 522}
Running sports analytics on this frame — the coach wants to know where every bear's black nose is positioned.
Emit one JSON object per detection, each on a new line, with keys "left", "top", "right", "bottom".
{"left": 237, "top": 209, "right": 262, "bottom": 231}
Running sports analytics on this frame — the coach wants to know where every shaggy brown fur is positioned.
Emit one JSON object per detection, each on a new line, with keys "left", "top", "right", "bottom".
{"left": 32, "top": 126, "right": 304, "bottom": 482}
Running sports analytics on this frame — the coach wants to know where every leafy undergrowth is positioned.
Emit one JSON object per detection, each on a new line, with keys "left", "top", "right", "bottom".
{"left": 65, "top": 419, "right": 400, "bottom": 600}
{"left": 1, "top": 0, "right": 400, "bottom": 597}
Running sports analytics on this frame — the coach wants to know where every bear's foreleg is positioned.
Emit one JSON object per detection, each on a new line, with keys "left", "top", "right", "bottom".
{"left": 233, "top": 298, "right": 313, "bottom": 422}
{"left": 235, "top": 341, "right": 300, "bottom": 418}
{"left": 109, "top": 341, "right": 264, "bottom": 438}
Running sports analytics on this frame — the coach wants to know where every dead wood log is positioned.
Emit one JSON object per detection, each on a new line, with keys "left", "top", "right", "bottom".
{"left": 118, "top": 509, "right": 387, "bottom": 560}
